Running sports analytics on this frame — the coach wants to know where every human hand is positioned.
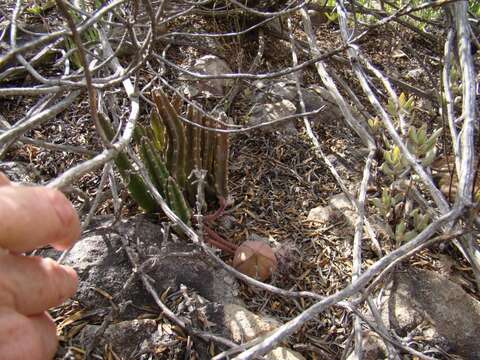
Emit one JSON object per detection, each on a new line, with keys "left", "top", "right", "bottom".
{"left": 0, "top": 173, "right": 80, "bottom": 360}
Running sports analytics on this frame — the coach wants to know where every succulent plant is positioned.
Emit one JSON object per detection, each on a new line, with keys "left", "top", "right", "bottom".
{"left": 233, "top": 240, "right": 277, "bottom": 281}
{"left": 100, "top": 87, "right": 230, "bottom": 227}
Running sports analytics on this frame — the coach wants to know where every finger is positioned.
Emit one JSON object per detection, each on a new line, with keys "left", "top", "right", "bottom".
{"left": 0, "top": 172, "right": 10, "bottom": 186}
{"left": 0, "top": 255, "right": 78, "bottom": 316}
{"left": 0, "top": 186, "right": 80, "bottom": 252}
{"left": 0, "top": 309, "right": 57, "bottom": 360}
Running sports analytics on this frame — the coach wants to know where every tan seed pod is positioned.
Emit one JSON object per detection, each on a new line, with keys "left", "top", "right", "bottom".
{"left": 233, "top": 240, "right": 277, "bottom": 281}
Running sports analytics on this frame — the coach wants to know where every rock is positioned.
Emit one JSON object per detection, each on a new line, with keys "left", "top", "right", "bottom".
{"left": 405, "top": 67, "right": 424, "bottom": 79}
{"left": 329, "top": 192, "right": 356, "bottom": 222}
{"left": 328, "top": 193, "right": 352, "bottom": 210}
{"left": 80, "top": 319, "right": 161, "bottom": 357}
{"left": 190, "top": 55, "right": 233, "bottom": 97}
{"left": 40, "top": 216, "right": 238, "bottom": 315}
{"left": 345, "top": 331, "right": 387, "bottom": 360}
{"left": 248, "top": 100, "right": 298, "bottom": 135}
{"left": 0, "top": 161, "right": 40, "bottom": 183}
{"left": 307, "top": 9, "right": 329, "bottom": 26}
{"left": 223, "top": 303, "right": 280, "bottom": 342}
{"left": 369, "top": 267, "right": 480, "bottom": 359}
{"left": 250, "top": 80, "right": 343, "bottom": 133}
{"left": 266, "top": 347, "right": 306, "bottom": 360}
{"left": 307, "top": 205, "right": 332, "bottom": 223}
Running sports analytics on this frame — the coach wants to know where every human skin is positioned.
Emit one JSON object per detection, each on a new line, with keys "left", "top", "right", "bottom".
{"left": 0, "top": 172, "right": 80, "bottom": 360}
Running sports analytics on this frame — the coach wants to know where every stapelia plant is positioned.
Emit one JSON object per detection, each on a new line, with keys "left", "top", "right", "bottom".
{"left": 99, "top": 88, "right": 229, "bottom": 228}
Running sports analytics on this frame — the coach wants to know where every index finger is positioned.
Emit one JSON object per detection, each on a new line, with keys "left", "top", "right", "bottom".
{"left": 0, "top": 186, "right": 80, "bottom": 252}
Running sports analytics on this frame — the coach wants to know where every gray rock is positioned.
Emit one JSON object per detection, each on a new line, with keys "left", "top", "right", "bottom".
{"left": 345, "top": 331, "right": 387, "bottom": 360}
{"left": 307, "top": 9, "right": 329, "bottom": 26}
{"left": 42, "top": 216, "right": 238, "bottom": 314}
{"left": 307, "top": 205, "right": 332, "bottom": 223}
{"left": 223, "top": 303, "right": 306, "bottom": 360}
{"left": 223, "top": 303, "right": 280, "bottom": 342}
{"left": 0, "top": 161, "right": 40, "bottom": 183}
{"left": 328, "top": 193, "right": 353, "bottom": 211}
{"left": 248, "top": 100, "right": 298, "bottom": 134}
{"left": 370, "top": 268, "right": 480, "bottom": 359}
{"left": 80, "top": 319, "right": 160, "bottom": 358}
{"left": 190, "top": 55, "right": 233, "bottom": 97}
{"left": 266, "top": 347, "right": 306, "bottom": 360}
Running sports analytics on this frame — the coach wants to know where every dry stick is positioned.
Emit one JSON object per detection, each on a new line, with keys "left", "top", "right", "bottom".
{"left": 164, "top": 16, "right": 274, "bottom": 39}
{"left": 55, "top": 0, "right": 109, "bottom": 145}
{"left": 0, "top": 86, "right": 72, "bottom": 96}
{"left": 442, "top": 29, "right": 461, "bottom": 173}
{"left": 0, "top": 0, "right": 127, "bottom": 67}
{"left": 117, "top": 231, "right": 238, "bottom": 349}
{"left": 232, "top": 208, "right": 463, "bottom": 360}
{"left": 451, "top": 2, "right": 480, "bottom": 287}
{"left": 300, "top": 10, "right": 374, "bottom": 149}
{"left": 300, "top": 8, "right": 376, "bottom": 356}
{"left": 299, "top": 9, "right": 383, "bottom": 259}
{"left": 289, "top": 15, "right": 370, "bottom": 357}
{"left": 227, "top": 0, "right": 306, "bottom": 17}
{"left": 81, "top": 163, "right": 110, "bottom": 233}
{"left": 0, "top": 130, "right": 96, "bottom": 156}
{"left": 222, "top": 29, "right": 265, "bottom": 113}
{"left": 331, "top": 4, "right": 388, "bottom": 356}
{"left": 0, "top": 90, "right": 82, "bottom": 146}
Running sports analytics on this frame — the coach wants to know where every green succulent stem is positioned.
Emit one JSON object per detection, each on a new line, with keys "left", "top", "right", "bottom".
{"left": 97, "top": 114, "right": 158, "bottom": 213}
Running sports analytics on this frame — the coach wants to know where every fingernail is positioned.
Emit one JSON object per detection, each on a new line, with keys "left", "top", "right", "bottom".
{"left": 47, "top": 189, "right": 76, "bottom": 227}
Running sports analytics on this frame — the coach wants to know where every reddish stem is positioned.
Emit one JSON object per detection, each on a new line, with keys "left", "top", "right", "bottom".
{"left": 204, "top": 225, "right": 238, "bottom": 254}
{"left": 204, "top": 196, "right": 226, "bottom": 223}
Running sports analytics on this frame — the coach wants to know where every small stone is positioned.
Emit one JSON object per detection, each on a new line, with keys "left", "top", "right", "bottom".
{"left": 266, "top": 347, "right": 306, "bottom": 360}
{"left": 190, "top": 55, "right": 233, "bottom": 97}
{"left": 307, "top": 10, "right": 329, "bottom": 26}
{"left": 307, "top": 205, "right": 332, "bottom": 223}
{"left": 223, "top": 303, "right": 280, "bottom": 342}
{"left": 248, "top": 100, "right": 297, "bottom": 135}
{"left": 345, "top": 331, "right": 387, "bottom": 360}
{"left": 328, "top": 193, "right": 352, "bottom": 210}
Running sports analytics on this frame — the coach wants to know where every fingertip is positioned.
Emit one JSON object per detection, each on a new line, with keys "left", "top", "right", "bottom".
{"left": 42, "top": 258, "right": 78, "bottom": 302}
{"left": 60, "top": 264, "right": 78, "bottom": 297}
{"left": 45, "top": 189, "right": 80, "bottom": 249}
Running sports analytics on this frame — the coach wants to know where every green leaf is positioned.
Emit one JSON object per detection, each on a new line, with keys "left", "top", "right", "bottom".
{"left": 417, "top": 125, "right": 427, "bottom": 144}
{"left": 408, "top": 127, "right": 418, "bottom": 144}
{"left": 421, "top": 128, "right": 443, "bottom": 153}
{"left": 380, "top": 162, "right": 395, "bottom": 176}
{"left": 392, "top": 146, "right": 401, "bottom": 164}
{"left": 371, "top": 198, "right": 384, "bottom": 210}
{"left": 421, "top": 147, "right": 437, "bottom": 167}
{"left": 404, "top": 96, "right": 415, "bottom": 112}
{"left": 404, "top": 230, "right": 418, "bottom": 242}
{"left": 395, "top": 221, "right": 406, "bottom": 237}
